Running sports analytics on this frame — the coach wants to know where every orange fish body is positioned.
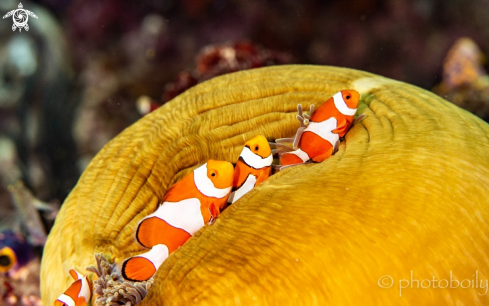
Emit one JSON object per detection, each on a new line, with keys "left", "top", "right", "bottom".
{"left": 122, "top": 160, "right": 234, "bottom": 282}
{"left": 228, "top": 135, "right": 272, "bottom": 204}
{"left": 280, "top": 90, "right": 360, "bottom": 166}
{"left": 54, "top": 269, "right": 91, "bottom": 306}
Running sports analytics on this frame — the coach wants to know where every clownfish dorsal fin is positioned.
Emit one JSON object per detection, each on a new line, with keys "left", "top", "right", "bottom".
{"left": 69, "top": 269, "right": 82, "bottom": 281}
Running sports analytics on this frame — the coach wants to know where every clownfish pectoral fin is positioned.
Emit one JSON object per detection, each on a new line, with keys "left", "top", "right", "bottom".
{"left": 69, "top": 269, "right": 82, "bottom": 281}
{"left": 209, "top": 203, "right": 219, "bottom": 223}
{"left": 255, "top": 168, "right": 271, "bottom": 185}
{"left": 121, "top": 244, "right": 169, "bottom": 282}
{"left": 332, "top": 123, "right": 348, "bottom": 135}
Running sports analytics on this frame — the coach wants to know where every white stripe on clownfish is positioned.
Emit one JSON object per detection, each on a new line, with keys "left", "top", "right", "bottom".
{"left": 228, "top": 174, "right": 257, "bottom": 204}
{"left": 133, "top": 244, "right": 169, "bottom": 269}
{"left": 287, "top": 148, "right": 310, "bottom": 163}
{"left": 333, "top": 92, "right": 357, "bottom": 116}
{"left": 304, "top": 117, "right": 340, "bottom": 147}
{"left": 55, "top": 269, "right": 91, "bottom": 306}
{"left": 78, "top": 275, "right": 92, "bottom": 303}
{"left": 239, "top": 146, "right": 273, "bottom": 169}
{"left": 79, "top": 276, "right": 91, "bottom": 305}
{"left": 56, "top": 294, "right": 76, "bottom": 306}
{"left": 146, "top": 199, "right": 205, "bottom": 235}
{"left": 193, "top": 163, "right": 232, "bottom": 198}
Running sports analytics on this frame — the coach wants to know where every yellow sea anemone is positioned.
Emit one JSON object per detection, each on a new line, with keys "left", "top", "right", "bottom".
{"left": 41, "top": 65, "right": 489, "bottom": 305}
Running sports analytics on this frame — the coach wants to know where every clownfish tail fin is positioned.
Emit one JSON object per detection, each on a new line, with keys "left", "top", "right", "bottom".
{"left": 121, "top": 244, "right": 169, "bottom": 282}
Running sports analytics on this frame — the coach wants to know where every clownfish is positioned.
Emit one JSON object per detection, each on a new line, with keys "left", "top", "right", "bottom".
{"left": 280, "top": 90, "right": 360, "bottom": 166}
{"left": 227, "top": 135, "right": 272, "bottom": 205}
{"left": 54, "top": 269, "right": 91, "bottom": 306}
{"left": 121, "top": 159, "right": 234, "bottom": 282}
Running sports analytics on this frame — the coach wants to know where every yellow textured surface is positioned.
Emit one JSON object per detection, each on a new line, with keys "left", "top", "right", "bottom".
{"left": 41, "top": 65, "right": 489, "bottom": 305}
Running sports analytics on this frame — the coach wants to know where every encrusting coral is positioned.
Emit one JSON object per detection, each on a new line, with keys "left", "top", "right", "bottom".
{"left": 87, "top": 254, "right": 153, "bottom": 306}
{"left": 433, "top": 37, "right": 489, "bottom": 121}
{"left": 41, "top": 65, "right": 489, "bottom": 305}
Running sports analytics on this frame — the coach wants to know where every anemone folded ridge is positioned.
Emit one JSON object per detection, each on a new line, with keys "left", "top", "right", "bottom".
{"left": 41, "top": 65, "right": 489, "bottom": 305}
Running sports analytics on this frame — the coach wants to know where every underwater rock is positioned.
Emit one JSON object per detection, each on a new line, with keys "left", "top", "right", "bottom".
{"left": 0, "top": 1, "right": 78, "bottom": 201}
{"left": 42, "top": 65, "right": 489, "bottom": 305}
{"left": 163, "top": 41, "right": 293, "bottom": 102}
{"left": 0, "top": 258, "right": 43, "bottom": 306}
{"left": 0, "top": 180, "right": 54, "bottom": 305}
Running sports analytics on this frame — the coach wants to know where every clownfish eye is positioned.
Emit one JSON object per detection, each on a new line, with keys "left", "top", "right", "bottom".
{"left": 211, "top": 172, "right": 216, "bottom": 177}
{"left": 254, "top": 145, "right": 259, "bottom": 151}
{"left": 346, "top": 95, "right": 351, "bottom": 100}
